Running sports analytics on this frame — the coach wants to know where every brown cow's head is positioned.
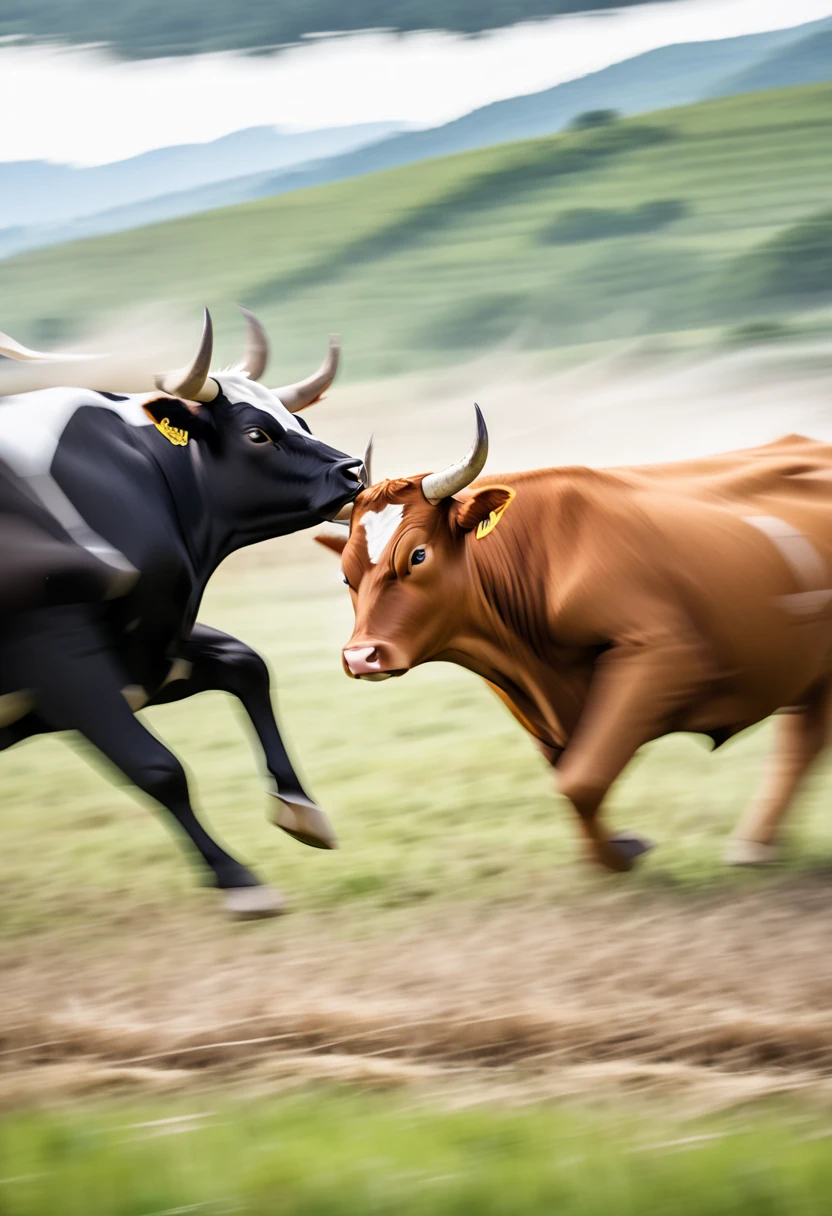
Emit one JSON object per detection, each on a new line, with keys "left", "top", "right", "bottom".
{"left": 317, "top": 407, "right": 512, "bottom": 679}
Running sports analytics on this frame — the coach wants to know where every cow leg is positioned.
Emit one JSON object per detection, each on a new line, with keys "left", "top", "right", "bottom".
{"left": 8, "top": 607, "right": 283, "bottom": 915}
{"left": 726, "top": 689, "right": 830, "bottom": 865}
{"left": 554, "top": 621, "right": 708, "bottom": 872}
{"left": 148, "top": 625, "right": 336, "bottom": 849}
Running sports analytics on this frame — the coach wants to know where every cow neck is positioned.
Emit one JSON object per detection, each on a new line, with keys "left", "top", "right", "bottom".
{"left": 438, "top": 474, "right": 594, "bottom": 746}
{"left": 142, "top": 430, "right": 213, "bottom": 582}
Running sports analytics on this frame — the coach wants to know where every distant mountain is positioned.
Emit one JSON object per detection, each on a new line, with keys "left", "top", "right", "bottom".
{"left": 0, "top": 122, "right": 406, "bottom": 231}
{"left": 0, "top": 168, "right": 293, "bottom": 259}
{"left": 227, "top": 23, "right": 821, "bottom": 207}
{"left": 2, "top": 17, "right": 831, "bottom": 262}
{"left": 711, "top": 27, "right": 832, "bottom": 97}
{"left": 152, "top": 17, "right": 832, "bottom": 221}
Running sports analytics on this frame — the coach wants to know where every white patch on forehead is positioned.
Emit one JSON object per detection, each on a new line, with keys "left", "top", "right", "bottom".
{"left": 361, "top": 504, "right": 404, "bottom": 564}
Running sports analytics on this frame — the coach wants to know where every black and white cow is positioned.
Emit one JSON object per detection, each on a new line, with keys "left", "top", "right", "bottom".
{"left": 0, "top": 309, "right": 363, "bottom": 915}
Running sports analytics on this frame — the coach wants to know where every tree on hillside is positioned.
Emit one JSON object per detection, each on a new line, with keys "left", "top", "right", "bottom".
{"left": 568, "top": 109, "right": 620, "bottom": 130}
{"left": 729, "top": 207, "right": 832, "bottom": 304}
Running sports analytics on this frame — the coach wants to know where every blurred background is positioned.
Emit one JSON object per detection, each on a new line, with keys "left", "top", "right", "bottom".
{"left": 2, "top": 2, "right": 832, "bottom": 1212}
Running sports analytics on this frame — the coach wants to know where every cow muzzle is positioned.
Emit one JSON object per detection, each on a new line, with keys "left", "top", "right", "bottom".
{"left": 343, "top": 644, "right": 407, "bottom": 681}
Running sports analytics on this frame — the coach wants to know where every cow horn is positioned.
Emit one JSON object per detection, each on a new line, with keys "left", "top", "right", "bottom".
{"left": 422, "top": 404, "right": 488, "bottom": 504}
{"left": 153, "top": 308, "right": 218, "bottom": 402}
{"left": 361, "top": 434, "right": 374, "bottom": 488}
{"left": 274, "top": 334, "right": 340, "bottom": 413}
{"left": 328, "top": 436, "right": 372, "bottom": 525}
{"left": 0, "top": 329, "right": 100, "bottom": 362}
{"left": 238, "top": 304, "right": 269, "bottom": 381}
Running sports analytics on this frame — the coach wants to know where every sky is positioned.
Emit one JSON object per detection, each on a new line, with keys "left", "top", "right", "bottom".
{"left": 1, "top": 0, "right": 831, "bottom": 166}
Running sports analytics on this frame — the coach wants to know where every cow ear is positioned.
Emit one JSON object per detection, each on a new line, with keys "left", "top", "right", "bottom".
{"left": 142, "top": 394, "right": 208, "bottom": 440}
{"left": 453, "top": 485, "right": 515, "bottom": 534}
{"left": 316, "top": 533, "right": 348, "bottom": 556}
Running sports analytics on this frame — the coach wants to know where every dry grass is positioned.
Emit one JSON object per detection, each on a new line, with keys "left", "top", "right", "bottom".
{"left": 4, "top": 876, "right": 832, "bottom": 1110}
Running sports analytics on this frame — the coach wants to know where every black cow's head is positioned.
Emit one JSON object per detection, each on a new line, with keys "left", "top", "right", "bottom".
{"left": 149, "top": 309, "right": 364, "bottom": 546}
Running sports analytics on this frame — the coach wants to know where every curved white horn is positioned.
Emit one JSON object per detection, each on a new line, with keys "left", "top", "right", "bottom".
{"left": 422, "top": 405, "right": 489, "bottom": 505}
{"left": 328, "top": 437, "right": 371, "bottom": 524}
{"left": 153, "top": 308, "right": 218, "bottom": 402}
{"left": 238, "top": 304, "right": 269, "bottom": 381}
{"left": 361, "top": 434, "right": 374, "bottom": 488}
{"left": 0, "top": 328, "right": 100, "bottom": 362}
{"left": 274, "top": 334, "right": 340, "bottom": 413}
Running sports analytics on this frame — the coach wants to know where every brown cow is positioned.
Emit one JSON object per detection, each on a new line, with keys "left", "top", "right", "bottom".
{"left": 317, "top": 408, "right": 832, "bottom": 873}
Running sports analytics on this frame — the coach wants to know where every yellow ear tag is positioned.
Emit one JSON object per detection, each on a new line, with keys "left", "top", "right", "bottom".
{"left": 143, "top": 403, "right": 189, "bottom": 447}
{"left": 153, "top": 417, "right": 189, "bottom": 446}
{"left": 474, "top": 488, "right": 516, "bottom": 540}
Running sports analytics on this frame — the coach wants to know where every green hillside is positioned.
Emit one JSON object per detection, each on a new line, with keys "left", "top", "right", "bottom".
{"left": 2, "top": 84, "right": 832, "bottom": 383}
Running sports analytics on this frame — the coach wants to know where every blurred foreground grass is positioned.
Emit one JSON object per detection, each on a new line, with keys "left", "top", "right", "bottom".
{"left": 3, "top": 1088, "right": 832, "bottom": 1216}
{"left": 3, "top": 542, "right": 832, "bottom": 939}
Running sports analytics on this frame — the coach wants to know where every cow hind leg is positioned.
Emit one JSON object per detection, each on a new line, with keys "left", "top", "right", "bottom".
{"left": 726, "top": 689, "right": 830, "bottom": 866}
{"left": 6, "top": 607, "right": 284, "bottom": 916}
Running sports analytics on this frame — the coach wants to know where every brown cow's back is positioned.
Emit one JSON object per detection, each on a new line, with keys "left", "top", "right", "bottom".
{"left": 462, "top": 435, "right": 832, "bottom": 739}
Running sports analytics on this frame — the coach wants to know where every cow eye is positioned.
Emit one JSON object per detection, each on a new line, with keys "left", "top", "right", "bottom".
{"left": 245, "top": 427, "right": 271, "bottom": 444}
{"left": 411, "top": 548, "right": 427, "bottom": 566}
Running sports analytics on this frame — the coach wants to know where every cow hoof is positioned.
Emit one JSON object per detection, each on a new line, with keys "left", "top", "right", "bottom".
{"left": 608, "top": 831, "right": 655, "bottom": 864}
{"left": 725, "top": 838, "right": 780, "bottom": 867}
{"left": 223, "top": 884, "right": 286, "bottom": 918}
{"left": 270, "top": 792, "right": 338, "bottom": 850}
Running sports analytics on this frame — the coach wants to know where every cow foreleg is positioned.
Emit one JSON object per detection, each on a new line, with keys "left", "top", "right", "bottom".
{"left": 148, "top": 625, "right": 336, "bottom": 849}
{"left": 726, "top": 685, "right": 830, "bottom": 865}
{"left": 8, "top": 607, "right": 282, "bottom": 915}
{"left": 554, "top": 622, "right": 708, "bottom": 873}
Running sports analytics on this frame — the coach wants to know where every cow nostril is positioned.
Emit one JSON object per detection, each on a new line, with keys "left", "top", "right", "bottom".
{"left": 344, "top": 645, "right": 384, "bottom": 676}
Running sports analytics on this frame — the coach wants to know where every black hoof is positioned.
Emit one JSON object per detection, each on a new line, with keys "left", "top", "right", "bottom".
{"left": 608, "top": 831, "right": 655, "bottom": 863}
{"left": 215, "top": 863, "right": 262, "bottom": 891}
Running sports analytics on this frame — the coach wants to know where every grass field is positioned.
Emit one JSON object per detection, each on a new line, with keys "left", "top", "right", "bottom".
{"left": 1, "top": 85, "right": 832, "bottom": 382}
{"left": 4, "top": 1090, "right": 832, "bottom": 1216}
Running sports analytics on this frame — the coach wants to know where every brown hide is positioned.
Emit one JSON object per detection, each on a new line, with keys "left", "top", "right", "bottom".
{"left": 322, "top": 435, "right": 832, "bottom": 871}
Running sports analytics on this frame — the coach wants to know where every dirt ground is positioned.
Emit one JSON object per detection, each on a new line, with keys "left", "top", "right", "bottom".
{"left": 4, "top": 873, "right": 832, "bottom": 1113}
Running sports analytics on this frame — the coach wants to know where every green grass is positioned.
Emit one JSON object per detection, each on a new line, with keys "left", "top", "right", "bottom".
{"left": 2, "top": 85, "right": 832, "bottom": 380}
{"left": 2, "top": 1089, "right": 832, "bottom": 1216}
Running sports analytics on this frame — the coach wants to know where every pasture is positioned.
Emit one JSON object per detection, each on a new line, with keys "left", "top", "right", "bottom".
{"left": 4, "top": 352, "right": 832, "bottom": 1211}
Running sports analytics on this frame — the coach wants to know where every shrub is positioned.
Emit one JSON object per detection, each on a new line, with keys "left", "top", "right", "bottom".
{"left": 723, "top": 319, "right": 792, "bottom": 345}
{"left": 569, "top": 109, "right": 620, "bottom": 131}
{"left": 541, "top": 199, "right": 688, "bottom": 244}
{"left": 728, "top": 207, "right": 832, "bottom": 305}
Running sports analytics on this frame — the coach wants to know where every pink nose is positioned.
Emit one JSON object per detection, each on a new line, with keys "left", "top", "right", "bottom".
{"left": 343, "top": 646, "right": 383, "bottom": 676}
